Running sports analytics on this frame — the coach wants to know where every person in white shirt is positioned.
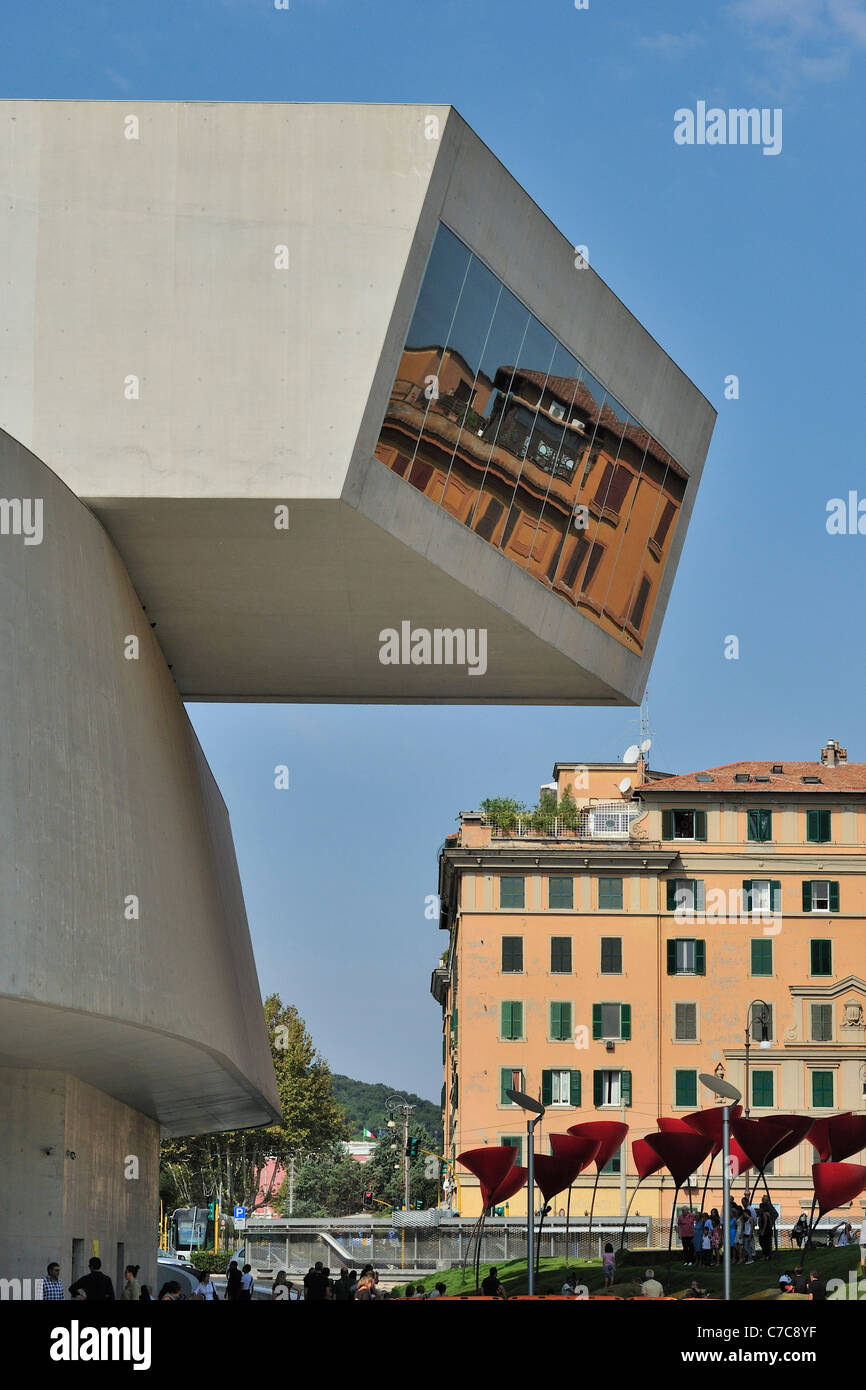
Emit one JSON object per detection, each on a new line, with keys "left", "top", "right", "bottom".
{"left": 238, "top": 1264, "right": 255, "bottom": 1299}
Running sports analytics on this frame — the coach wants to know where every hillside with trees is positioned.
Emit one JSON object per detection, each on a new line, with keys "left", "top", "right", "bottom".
{"left": 331, "top": 1074, "right": 442, "bottom": 1146}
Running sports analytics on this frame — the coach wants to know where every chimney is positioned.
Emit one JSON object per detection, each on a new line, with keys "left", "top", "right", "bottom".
{"left": 820, "top": 740, "right": 847, "bottom": 768}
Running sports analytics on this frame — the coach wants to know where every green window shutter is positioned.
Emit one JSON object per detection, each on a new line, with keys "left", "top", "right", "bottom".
{"left": 770, "top": 880, "right": 781, "bottom": 913}
{"left": 752, "top": 1070, "right": 774, "bottom": 1108}
{"left": 593, "top": 1070, "right": 603, "bottom": 1106}
{"left": 666, "top": 880, "right": 677, "bottom": 911}
{"left": 541, "top": 1070, "right": 553, "bottom": 1107}
{"left": 812, "top": 1071, "right": 833, "bottom": 1108}
{"left": 562, "top": 1001, "right": 572, "bottom": 1039}
{"left": 694, "top": 810, "right": 707, "bottom": 841}
{"left": 802, "top": 881, "right": 812, "bottom": 912}
{"left": 751, "top": 939, "right": 772, "bottom": 976}
{"left": 695, "top": 880, "right": 706, "bottom": 912}
{"left": 666, "top": 940, "right": 677, "bottom": 975}
{"left": 821, "top": 810, "right": 831, "bottom": 841}
{"left": 662, "top": 809, "right": 673, "bottom": 840}
{"left": 811, "top": 940, "right": 832, "bottom": 976}
{"left": 592, "top": 1003, "right": 602, "bottom": 1039}
{"left": 569, "top": 1070, "right": 581, "bottom": 1106}
{"left": 621, "top": 1070, "right": 632, "bottom": 1106}
{"left": 500, "top": 1068, "right": 511, "bottom": 1105}
{"left": 501, "top": 1001, "right": 511, "bottom": 1037}
{"left": 829, "top": 881, "right": 840, "bottom": 912}
{"left": 806, "top": 809, "right": 819, "bottom": 842}
{"left": 620, "top": 1003, "right": 631, "bottom": 1040}
{"left": 513, "top": 1001, "right": 523, "bottom": 1038}
{"left": 675, "top": 1070, "right": 696, "bottom": 1107}
{"left": 695, "top": 940, "right": 706, "bottom": 975}
{"left": 742, "top": 880, "right": 752, "bottom": 912}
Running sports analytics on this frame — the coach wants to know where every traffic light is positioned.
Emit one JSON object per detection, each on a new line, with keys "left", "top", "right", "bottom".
{"left": 362, "top": 1191, "right": 373, "bottom": 1209}
{"left": 207, "top": 1202, "right": 215, "bottom": 1219}
{"left": 414, "top": 1199, "right": 423, "bottom": 1211}
{"left": 405, "top": 1138, "right": 421, "bottom": 1158}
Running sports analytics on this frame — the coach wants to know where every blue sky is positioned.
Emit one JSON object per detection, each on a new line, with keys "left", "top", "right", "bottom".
{"left": 4, "top": 1, "right": 864, "bottom": 1100}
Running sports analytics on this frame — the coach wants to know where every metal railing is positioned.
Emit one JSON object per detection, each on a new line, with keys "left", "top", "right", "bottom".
{"left": 483, "top": 803, "right": 640, "bottom": 841}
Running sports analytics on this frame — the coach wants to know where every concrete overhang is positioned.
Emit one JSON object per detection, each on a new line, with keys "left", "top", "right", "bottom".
{"left": 0, "top": 100, "right": 716, "bottom": 705}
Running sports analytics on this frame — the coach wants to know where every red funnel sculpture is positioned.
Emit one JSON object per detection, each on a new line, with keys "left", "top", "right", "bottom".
{"left": 731, "top": 1117, "right": 791, "bottom": 1172}
{"left": 549, "top": 1132, "right": 601, "bottom": 1260}
{"left": 617, "top": 1136, "right": 666, "bottom": 1253}
{"left": 827, "top": 1113, "right": 866, "bottom": 1163}
{"left": 656, "top": 1116, "right": 697, "bottom": 1133}
{"left": 489, "top": 1165, "right": 528, "bottom": 1208}
{"left": 568, "top": 1120, "right": 629, "bottom": 1246}
{"left": 808, "top": 1115, "right": 845, "bottom": 1164}
{"left": 645, "top": 1131, "right": 714, "bottom": 1249}
{"left": 812, "top": 1162, "right": 866, "bottom": 1217}
{"left": 684, "top": 1105, "right": 745, "bottom": 1213}
{"left": 457, "top": 1146, "right": 519, "bottom": 1289}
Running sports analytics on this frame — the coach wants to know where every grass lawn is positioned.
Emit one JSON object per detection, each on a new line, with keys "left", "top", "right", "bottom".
{"left": 391, "top": 1243, "right": 865, "bottom": 1300}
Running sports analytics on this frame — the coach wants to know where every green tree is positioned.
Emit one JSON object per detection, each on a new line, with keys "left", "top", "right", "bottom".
{"left": 366, "top": 1123, "right": 441, "bottom": 1210}
{"left": 159, "top": 995, "right": 347, "bottom": 1218}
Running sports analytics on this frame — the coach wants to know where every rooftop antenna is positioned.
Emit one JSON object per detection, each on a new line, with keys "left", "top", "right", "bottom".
{"left": 639, "top": 690, "right": 653, "bottom": 767}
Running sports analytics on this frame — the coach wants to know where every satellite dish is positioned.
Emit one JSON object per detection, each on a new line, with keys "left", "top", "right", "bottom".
{"left": 618, "top": 777, "right": 632, "bottom": 794}
{"left": 640, "top": 738, "right": 652, "bottom": 754}
{"left": 623, "top": 744, "right": 640, "bottom": 763}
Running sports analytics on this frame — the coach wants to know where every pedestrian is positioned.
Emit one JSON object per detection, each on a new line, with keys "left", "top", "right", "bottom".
{"left": 140, "top": 1285, "right": 153, "bottom": 1301}
{"left": 69, "top": 1256, "right": 114, "bottom": 1301}
{"left": 808, "top": 1270, "right": 827, "bottom": 1300}
{"left": 685, "top": 1278, "right": 708, "bottom": 1299}
{"left": 413, "top": 1285, "right": 427, "bottom": 1300}
{"left": 225, "top": 1260, "right": 241, "bottom": 1300}
{"left": 333, "top": 1266, "right": 353, "bottom": 1301}
{"left": 710, "top": 1214, "right": 722, "bottom": 1266}
{"left": 428, "top": 1282, "right": 447, "bottom": 1299}
{"left": 120, "top": 1264, "right": 141, "bottom": 1301}
{"left": 758, "top": 1196, "right": 776, "bottom": 1261}
{"left": 193, "top": 1267, "right": 219, "bottom": 1300}
{"left": 677, "top": 1208, "right": 695, "bottom": 1266}
{"left": 602, "top": 1243, "right": 616, "bottom": 1289}
{"left": 238, "top": 1263, "right": 254, "bottom": 1300}
{"left": 700, "top": 1218, "right": 712, "bottom": 1268}
{"left": 793, "top": 1267, "right": 809, "bottom": 1294}
{"left": 355, "top": 1268, "right": 379, "bottom": 1300}
{"left": 742, "top": 1202, "right": 755, "bottom": 1263}
{"left": 480, "top": 1266, "right": 505, "bottom": 1298}
{"left": 272, "top": 1270, "right": 290, "bottom": 1300}
{"left": 791, "top": 1214, "right": 808, "bottom": 1248}
{"left": 303, "top": 1260, "right": 330, "bottom": 1301}
{"left": 158, "top": 1280, "right": 182, "bottom": 1301}
{"left": 640, "top": 1268, "right": 664, "bottom": 1298}
{"left": 42, "top": 1262, "right": 65, "bottom": 1301}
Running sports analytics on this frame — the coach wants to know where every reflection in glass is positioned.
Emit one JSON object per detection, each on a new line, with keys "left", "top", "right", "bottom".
{"left": 373, "top": 223, "right": 687, "bottom": 653}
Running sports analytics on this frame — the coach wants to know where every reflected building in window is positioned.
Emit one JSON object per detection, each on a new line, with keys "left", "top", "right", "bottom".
{"left": 375, "top": 224, "right": 688, "bottom": 654}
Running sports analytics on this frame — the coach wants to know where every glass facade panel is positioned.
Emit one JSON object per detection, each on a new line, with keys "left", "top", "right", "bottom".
{"left": 375, "top": 223, "right": 687, "bottom": 652}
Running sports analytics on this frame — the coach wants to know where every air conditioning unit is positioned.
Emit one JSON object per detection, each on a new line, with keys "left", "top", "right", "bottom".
{"left": 605, "top": 1040, "right": 615, "bottom": 1052}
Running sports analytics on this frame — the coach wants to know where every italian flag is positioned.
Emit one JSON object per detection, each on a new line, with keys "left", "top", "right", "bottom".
{"left": 363, "top": 1127, "right": 375, "bottom": 1139}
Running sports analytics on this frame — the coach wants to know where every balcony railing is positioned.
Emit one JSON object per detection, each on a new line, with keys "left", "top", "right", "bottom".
{"left": 481, "top": 802, "right": 641, "bottom": 840}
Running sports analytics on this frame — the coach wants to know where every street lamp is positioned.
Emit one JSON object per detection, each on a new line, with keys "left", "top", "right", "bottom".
{"left": 506, "top": 1088, "right": 546, "bottom": 1296}
{"left": 700, "top": 1073, "right": 742, "bottom": 1303}
{"left": 744, "top": 1000, "right": 771, "bottom": 1118}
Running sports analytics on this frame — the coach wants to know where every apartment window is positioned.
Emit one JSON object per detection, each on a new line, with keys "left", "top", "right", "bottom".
{"left": 550, "top": 936, "right": 572, "bottom": 973}
{"left": 811, "top": 1003, "right": 833, "bottom": 1042}
{"left": 743, "top": 879, "right": 781, "bottom": 913}
{"left": 751, "top": 1070, "right": 774, "bottom": 1108}
{"left": 500, "top": 1001, "right": 523, "bottom": 1040}
{"left": 501, "top": 937, "right": 523, "bottom": 973}
{"left": 549, "top": 876, "right": 574, "bottom": 910}
{"left": 549, "top": 1001, "right": 573, "bottom": 1041}
{"left": 750, "top": 1004, "right": 773, "bottom": 1042}
{"left": 598, "top": 876, "right": 624, "bottom": 910}
{"left": 810, "top": 939, "right": 832, "bottom": 977}
{"left": 500, "top": 876, "right": 525, "bottom": 909}
{"left": 662, "top": 809, "right": 707, "bottom": 841}
{"left": 542, "top": 1069, "right": 581, "bottom": 1106}
{"left": 812, "top": 1070, "right": 834, "bottom": 1108}
{"left": 593, "top": 1069, "right": 632, "bottom": 1107}
{"left": 666, "top": 879, "right": 706, "bottom": 912}
{"left": 675, "top": 1070, "right": 698, "bottom": 1108}
{"left": 601, "top": 1145, "right": 622, "bottom": 1175}
{"left": 803, "top": 880, "right": 839, "bottom": 913}
{"left": 593, "top": 1002, "right": 631, "bottom": 1040}
{"left": 807, "top": 809, "right": 831, "bottom": 843}
{"left": 501, "top": 1135, "right": 523, "bottom": 1163}
{"left": 600, "top": 937, "right": 623, "bottom": 973}
{"left": 674, "top": 1002, "right": 697, "bottom": 1041}
{"left": 666, "top": 939, "right": 706, "bottom": 975}
{"left": 751, "top": 939, "right": 773, "bottom": 976}
{"left": 747, "top": 809, "right": 773, "bottom": 842}
{"left": 500, "top": 1067, "right": 526, "bottom": 1105}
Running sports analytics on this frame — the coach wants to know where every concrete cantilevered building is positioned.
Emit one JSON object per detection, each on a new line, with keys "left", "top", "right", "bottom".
{"left": 0, "top": 102, "right": 714, "bottom": 1285}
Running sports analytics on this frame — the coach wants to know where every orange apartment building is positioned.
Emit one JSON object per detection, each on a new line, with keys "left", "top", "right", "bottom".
{"left": 432, "top": 741, "right": 866, "bottom": 1221}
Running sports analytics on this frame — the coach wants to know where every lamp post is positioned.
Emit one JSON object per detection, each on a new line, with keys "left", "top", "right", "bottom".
{"left": 744, "top": 1000, "right": 771, "bottom": 1118}
{"left": 506, "top": 1088, "right": 546, "bottom": 1295}
{"left": 386, "top": 1095, "right": 415, "bottom": 1211}
{"left": 699, "top": 1073, "right": 742, "bottom": 1302}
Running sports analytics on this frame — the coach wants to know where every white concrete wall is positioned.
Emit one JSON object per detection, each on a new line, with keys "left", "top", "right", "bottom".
{"left": 0, "top": 428, "right": 279, "bottom": 1132}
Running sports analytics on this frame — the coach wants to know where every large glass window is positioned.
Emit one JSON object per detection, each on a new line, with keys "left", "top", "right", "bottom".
{"left": 374, "top": 222, "right": 686, "bottom": 653}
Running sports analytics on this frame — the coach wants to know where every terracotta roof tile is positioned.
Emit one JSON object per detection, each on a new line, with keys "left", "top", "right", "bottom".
{"left": 641, "top": 760, "right": 866, "bottom": 794}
